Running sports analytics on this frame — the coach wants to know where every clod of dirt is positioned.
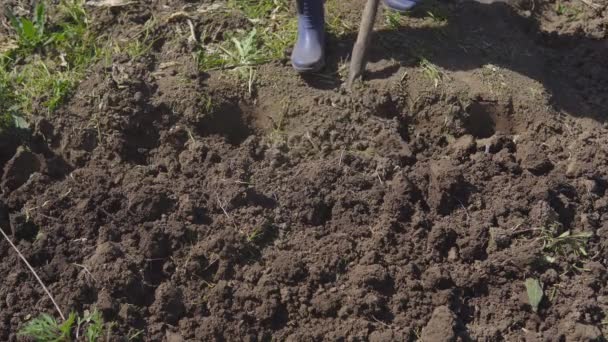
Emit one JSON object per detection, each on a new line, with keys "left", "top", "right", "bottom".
{"left": 127, "top": 188, "right": 174, "bottom": 223}
{"left": 373, "top": 130, "right": 414, "bottom": 165}
{"left": 8, "top": 213, "right": 39, "bottom": 241}
{"left": 165, "top": 331, "right": 185, "bottom": 342}
{"left": 420, "top": 305, "right": 458, "bottom": 342}
{"left": 302, "top": 199, "right": 332, "bottom": 226}
{"left": 1, "top": 147, "right": 41, "bottom": 192}
{"left": 428, "top": 159, "right": 469, "bottom": 215}
{"left": 0, "top": 201, "right": 9, "bottom": 234}
{"left": 348, "top": 264, "right": 390, "bottom": 291}
{"left": 369, "top": 329, "right": 407, "bottom": 341}
{"left": 139, "top": 229, "right": 169, "bottom": 259}
{"left": 457, "top": 222, "right": 489, "bottom": 262}
{"left": 382, "top": 173, "right": 417, "bottom": 220}
{"left": 97, "top": 288, "right": 117, "bottom": 317}
{"left": 422, "top": 265, "right": 453, "bottom": 290}
{"left": 87, "top": 241, "right": 124, "bottom": 265}
{"left": 528, "top": 200, "right": 560, "bottom": 228}
{"left": 487, "top": 227, "right": 512, "bottom": 253}
{"left": 475, "top": 134, "right": 515, "bottom": 154}
{"left": 360, "top": 90, "right": 396, "bottom": 118}
{"left": 428, "top": 222, "right": 458, "bottom": 258}
{"left": 311, "top": 292, "right": 341, "bottom": 316}
{"left": 270, "top": 256, "right": 308, "bottom": 284}
{"left": 518, "top": 142, "right": 554, "bottom": 175}
{"left": 151, "top": 283, "right": 186, "bottom": 325}
{"left": 558, "top": 321, "right": 603, "bottom": 341}
{"left": 487, "top": 241, "right": 542, "bottom": 271}
{"left": 448, "top": 134, "right": 476, "bottom": 159}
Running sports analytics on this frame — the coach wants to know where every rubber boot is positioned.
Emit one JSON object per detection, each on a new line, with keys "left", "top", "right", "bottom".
{"left": 383, "top": 0, "right": 420, "bottom": 12}
{"left": 291, "top": 0, "right": 325, "bottom": 73}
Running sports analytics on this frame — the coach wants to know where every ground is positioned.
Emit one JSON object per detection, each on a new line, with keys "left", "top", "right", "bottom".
{"left": 0, "top": 0, "right": 608, "bottom": 340}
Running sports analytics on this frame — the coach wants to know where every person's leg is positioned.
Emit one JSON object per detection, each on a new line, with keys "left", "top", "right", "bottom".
{"left": 383, "top": 0, "right": 420, "bottom": 13}
{"left": 291, "top": 0, "right": 325, "bottom": 73}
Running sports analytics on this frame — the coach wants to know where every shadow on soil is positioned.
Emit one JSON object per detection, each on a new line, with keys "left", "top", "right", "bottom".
{"left": 306, "top": 0, "right": 607, "bottom": 122}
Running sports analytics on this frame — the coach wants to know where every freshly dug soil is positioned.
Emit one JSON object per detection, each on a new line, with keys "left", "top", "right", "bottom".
{"left": 1, "top": 0, "right": 608, "bottom": 340}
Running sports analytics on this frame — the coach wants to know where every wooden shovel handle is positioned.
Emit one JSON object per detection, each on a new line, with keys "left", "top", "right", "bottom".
{"left": 347, "top": 0, "right": 381, "bottom": 88}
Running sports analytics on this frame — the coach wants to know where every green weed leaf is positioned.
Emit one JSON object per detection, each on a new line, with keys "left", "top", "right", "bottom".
{"left": 35, "top": 2, "right": 46, "bottom": 36}
{"left": 12, "top": 114, "right": 29, "bottom": 129}
{"left": 525, "top": 278, "right": 543, "bottom": 313}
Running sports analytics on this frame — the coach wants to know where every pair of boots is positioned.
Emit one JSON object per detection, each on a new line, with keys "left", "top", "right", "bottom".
{"left": 292, "top": 0, "right": 419, "bottom": 72}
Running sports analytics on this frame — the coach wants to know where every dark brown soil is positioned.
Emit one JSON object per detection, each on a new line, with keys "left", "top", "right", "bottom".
{"left": 1, "top": 0, "right": 608, "bottom": 340}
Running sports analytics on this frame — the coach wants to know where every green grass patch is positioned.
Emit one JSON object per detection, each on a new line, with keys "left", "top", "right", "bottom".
{"left": 19, "top": 309, "right": 112, "bottom": 342}
{"left": 0, "top": 0, "right": 101, "bottom": 124}
{"left": 419, "top": 57, "right": 442, "bottom": 87}
{"left": 325, "top": 0, "right": 355, "bottom": 37}
{"left": 197, "top": 0, "right": 297, "bottom": 73}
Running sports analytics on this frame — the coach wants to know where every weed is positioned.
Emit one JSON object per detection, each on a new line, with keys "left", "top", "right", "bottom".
{"left": 540, "top": 226, "right": 592, "bottom": 268}
{"left": 198, "top": 0, "right": 296, "bottom": 74}
{"left": 127, "top": 328, "right": 145, "bottom": 341}
{"left": 385, "top": 11, "right": 404, "bottom": 30}
{"left": 230, "top": 0, "right": 289, "bottom": 21}
{"left": 0, "top": 66, "right": 21, "bottom": 131}
{"left": 11, "top": 61, "right": 75, "bottom": 113}
{"left": 76, "top": 309, "right": 104, "bottom": 341}
{"left": 222, "top": 29, "right": 266, "bottom": 67}
{"left": 419, "top": 58, "right": 442, "bottom": 87}
{"left": 196, "top": 47, "right": 228, "bottom": 71}
{"left": 7, "top": 2, "right": 47, "bottom": 53}
{"left": 124, "top": 17, "right": 158, "bottom": 59}
{"left": 217, "top": 28, "right": 268, "bottom": 92}
{"left": 2, "top": 0, "right": 101, "bottom": 117}
{"left": 425, "top": 9, "right": 447, "bottom": 23}
{"left": 325, "top": 0, "right": 354, "bottom": 37}
{"left": 20, "top": 309, "right": 112, "bottom": 342}
{"left": 554, "top": 1, "right": 582, "bottom": 19}
{"left": 268, "top": 100, "right": 289, "bottom": 145}
{"left": 19, "top": 313, "right": 76, "bottom": 342}
{"left": 245, "top": 221, "right": 276, "bottom": 247}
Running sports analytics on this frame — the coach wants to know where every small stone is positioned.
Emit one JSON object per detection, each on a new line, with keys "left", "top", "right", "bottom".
{"left": 449, "top": 134, "right": 475, "bottom": 158}
{"left": 421, "top": 306, "right": 457, "bottom": 342}
{"left": 581, "top": 179, "right": 599, "bottom": 194}
{"left": 566, "top": 160, "right": 580, "bottom": 177}
{"left": 133, "top": 91, "right": 144, "bottom": 102}
{"left": 571, "top": 323, "right": 602, "bottom": 341}
{"left": 447, "top": 247, "right": 459, "bottom": 261}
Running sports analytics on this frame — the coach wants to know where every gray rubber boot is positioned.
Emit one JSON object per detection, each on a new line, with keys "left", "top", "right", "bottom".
{"left": 291, "top": 0, "right": 325, "bottom": 73}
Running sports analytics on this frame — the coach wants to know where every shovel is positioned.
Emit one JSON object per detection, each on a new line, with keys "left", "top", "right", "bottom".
{"left": 347, "top": 0, "right": 381, "bottom": 88}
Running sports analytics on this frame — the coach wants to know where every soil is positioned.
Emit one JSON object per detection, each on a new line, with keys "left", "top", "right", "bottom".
{"left": 1, "top": 0, "right": 608, "bottom": 340}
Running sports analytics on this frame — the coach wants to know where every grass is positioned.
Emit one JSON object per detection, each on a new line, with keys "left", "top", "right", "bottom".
{"left": 244, "top": 221, "right": 277, "bottom": 249}
{"left": 19, "top": 309, "right": 111, "bottom": 342}
{"left": 554, "top": 1, "right": 583, "bottom": 20}
{"left": 196, "top": 0, "right": 297, "bottom": 90}
{"left": 419, "top": 57, "right": 442, "bottom": 87}
{"left": 267, "top": 99, "right": 290, "bottom": 145}
{"left": 539, "top": 225, "right": 592, "bottom": 270}
{"left": 220, "top": 29, "right": 266, "bottom": 92}
{"left": 123, "top": 17, "right": 158, "bottom": 60}
{"left": 325, "top": 0, "right": 355, "bottom": 37}
{"left": 0, "top": 0, "right": 100, "bottom": 128}
{"left": 6, "top": 2, "right": 47, "bottom": 54}
{"left": 385, "top": 11, "right": 405, "bottom": 30}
